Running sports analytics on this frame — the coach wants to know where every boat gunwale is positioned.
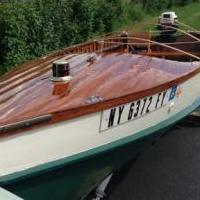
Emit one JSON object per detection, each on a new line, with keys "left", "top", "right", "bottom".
{"left": 0, "top": 64, "right": 200, "bottom": 137}
{"left": 1, "top": 92, "right": 200, "bottom": 184}
{"left": 1, "top": 32, "right": 200, "bottom": 136}
{"left": 1, "top": 31, "right": 200, "bottom": 82}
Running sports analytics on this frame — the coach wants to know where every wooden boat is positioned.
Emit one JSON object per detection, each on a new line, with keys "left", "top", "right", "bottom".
{"left": 0, "top": 30, "right": 200, "bottom": 200}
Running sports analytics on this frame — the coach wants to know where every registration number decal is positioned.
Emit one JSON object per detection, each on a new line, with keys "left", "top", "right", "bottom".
{"left": 100, "top": 86, "right": 177, "bottom": 131}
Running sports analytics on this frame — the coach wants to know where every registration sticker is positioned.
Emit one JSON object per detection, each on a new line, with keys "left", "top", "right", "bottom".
{"left": 169, "top": 85, "right": 177, "bottom": 101}
{"left": 100, "top": 86, "right": 177, "bottom": 131}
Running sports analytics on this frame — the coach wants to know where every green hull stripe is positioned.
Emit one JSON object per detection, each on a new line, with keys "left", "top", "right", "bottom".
{"left": 1, "top": 97, "right": 200, "bottom": 184}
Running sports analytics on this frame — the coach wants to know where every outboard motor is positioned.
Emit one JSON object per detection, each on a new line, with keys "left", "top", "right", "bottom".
{"left": 156, "top": 11, "right": 179, "bottom": 42}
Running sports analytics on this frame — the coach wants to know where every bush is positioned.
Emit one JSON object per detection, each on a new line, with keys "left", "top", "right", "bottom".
{"left": 142, "top": 0, "right": 173, "bottom": 12}
{"left": 0, "top": 0, "right": 198, "bottom": 75}
{"left": 0, "top": 0, "right": 122, "bottom": 74}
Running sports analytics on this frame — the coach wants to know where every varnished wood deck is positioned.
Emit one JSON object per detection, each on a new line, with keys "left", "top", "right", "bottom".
{"left": 0, "top": 30, "right": 200, "bottom": 135}
{"left": 0, "top": 52, "right": 199, "bottom": 130}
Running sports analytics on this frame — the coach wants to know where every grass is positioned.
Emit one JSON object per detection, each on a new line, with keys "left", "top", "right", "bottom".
{"left": 174, "top": 2, "right": 200, "bottom": 30}
{"left": 114, "top": 1, "right": 200, "bottom": 33}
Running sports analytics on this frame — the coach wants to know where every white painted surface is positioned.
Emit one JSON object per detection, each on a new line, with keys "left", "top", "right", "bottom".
{"left": 100, "top": 88, "right": 171, "bottom": 131}
{"left": 0, "top": 188, "right": 23, "bottom": 200}
{"left": 0, "top": 72, "right": 200, "bottom": 176}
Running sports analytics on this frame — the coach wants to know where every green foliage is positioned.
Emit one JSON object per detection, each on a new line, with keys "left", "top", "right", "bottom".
{"left": 174, "top": 0, "right": 193, "bottom": 6}
{"left": 0, "top": 0, "right": 199, "bottom": 75}
{"left": 142, "top": 0, "right": 173, "bottom": 12}
{"left": 0, "top": 0, "right": 122, "bottom": 74}
{"left": 2, "top": 4, "right": 30, "bottom": 70}
{"left": 113, "top": 2, "right": 145, "bottom": 30}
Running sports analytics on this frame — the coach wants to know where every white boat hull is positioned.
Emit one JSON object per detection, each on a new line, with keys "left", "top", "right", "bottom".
{"left": 0, "top": 72, "right": 200, "bottom": 180}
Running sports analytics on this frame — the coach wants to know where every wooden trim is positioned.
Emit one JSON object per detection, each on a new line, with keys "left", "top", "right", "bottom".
{"left": 0, "top": 115, "right": 52, "bottom": 134}
{"left": 1, "top": 32, "right": 200, "bottom": 137}
{"left": 1, "top": 65, "right": 200, "bottom": 137}
{"left": 52, "top": 66, "right": 200, "bottom": 123}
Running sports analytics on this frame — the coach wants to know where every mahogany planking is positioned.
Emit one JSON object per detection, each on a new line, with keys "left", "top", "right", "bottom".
{"left": 0, "top": 48, "right": 200, "bottom": 135}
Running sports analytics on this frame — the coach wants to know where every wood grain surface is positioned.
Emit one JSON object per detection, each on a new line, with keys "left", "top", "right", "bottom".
{"left": 0, "top": 35, "right": 200, "bottom": 135}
